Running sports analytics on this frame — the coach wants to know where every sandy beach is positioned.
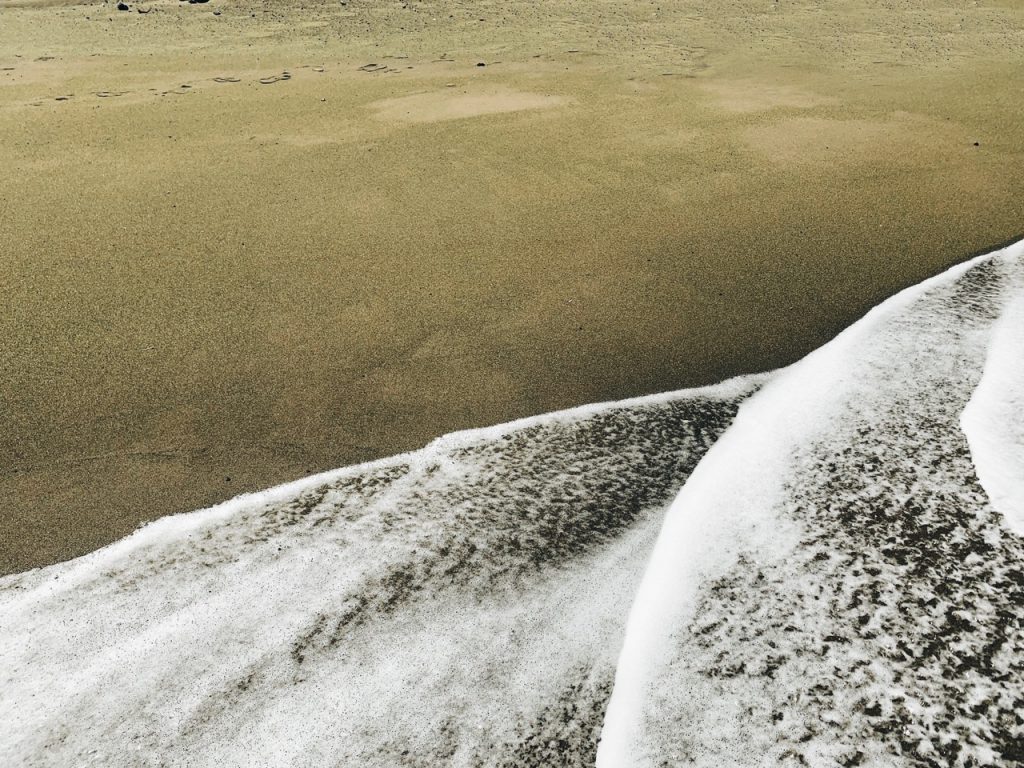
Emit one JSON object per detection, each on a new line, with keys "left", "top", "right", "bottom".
{"left": 3, "top": 0, "right": 1024, "bottom": 574}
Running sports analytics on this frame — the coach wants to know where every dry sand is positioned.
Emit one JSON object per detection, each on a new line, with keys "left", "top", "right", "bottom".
{"left": 2, "top": 0, "right": 1023, "bottom": 574}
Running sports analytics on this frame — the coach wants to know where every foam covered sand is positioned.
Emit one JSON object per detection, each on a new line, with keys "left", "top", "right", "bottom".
{"left": 600, "top": 240, "right": 1024, "bottom": 767}
{"left": 2, "top": 239, "right": 1023, "bottom": 766}
{"left": 0, "top": 377, "right": 762, "bottom": 766}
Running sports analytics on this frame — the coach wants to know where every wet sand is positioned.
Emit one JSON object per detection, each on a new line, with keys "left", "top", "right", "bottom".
{"left": 2, "top": 0, "right": 1023, "bottom": 574}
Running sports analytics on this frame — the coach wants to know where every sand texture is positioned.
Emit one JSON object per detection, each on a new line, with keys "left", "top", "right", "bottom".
{"left": 2, "top": 0, "right": 1024, "bottom": 572}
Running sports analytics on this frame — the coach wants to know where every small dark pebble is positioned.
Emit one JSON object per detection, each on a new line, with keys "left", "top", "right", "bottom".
{"left": 116, "top": 1, "right": 129, "bottom": 9}
{"left": 973, "top": 141, "right": 980, "bottom": 146}
{"left": 476, "top": 62, "right": 486, "bottom": 67}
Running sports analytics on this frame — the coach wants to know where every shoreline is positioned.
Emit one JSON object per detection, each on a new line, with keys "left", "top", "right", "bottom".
{"left": 3, "top": 0, "right": 1024, "bottom": 574}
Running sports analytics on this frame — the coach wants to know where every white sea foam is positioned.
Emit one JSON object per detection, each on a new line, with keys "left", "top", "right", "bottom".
{"left": 598, "top": 238, "right": 1024, "bottom": 767}
{"left": 3, "top": 238, "right": 1023, "bottom": 768}
{"left": 962, "top": 288, "right": 1024, "bottom": 536}
{"left": 0, "top": 374, "right": 761, "bottom": 767}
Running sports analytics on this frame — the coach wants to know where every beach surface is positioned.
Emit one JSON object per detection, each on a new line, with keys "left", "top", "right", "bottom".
{"left": 2, "top": 241, "right": 1021, "bottom": 766}
{"left": 3, "top": 0, "right": 1024, "bottom": 573}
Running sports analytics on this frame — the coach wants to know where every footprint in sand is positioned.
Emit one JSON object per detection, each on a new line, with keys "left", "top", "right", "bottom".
{"left": 358, "top": 63, "right": 387, "bottom": 73}
{"left": 213, "top": 76, "right": 241, "bottom": 83}
{"left": 259, "top": 72, "right": 291, "bottom": 84}
{"left": 95, "top": 90, "right": 128, "bottom": 97}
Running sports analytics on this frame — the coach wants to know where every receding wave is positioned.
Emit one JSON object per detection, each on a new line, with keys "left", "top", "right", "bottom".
{"left": 599, "top": 239, "right": 1024, "bottom": 767}
{"left": 0, "top": 377, "right": 762, "bottom": 766}
{"left": 2, "top": 240, "right": 1022, "bottom": 768}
